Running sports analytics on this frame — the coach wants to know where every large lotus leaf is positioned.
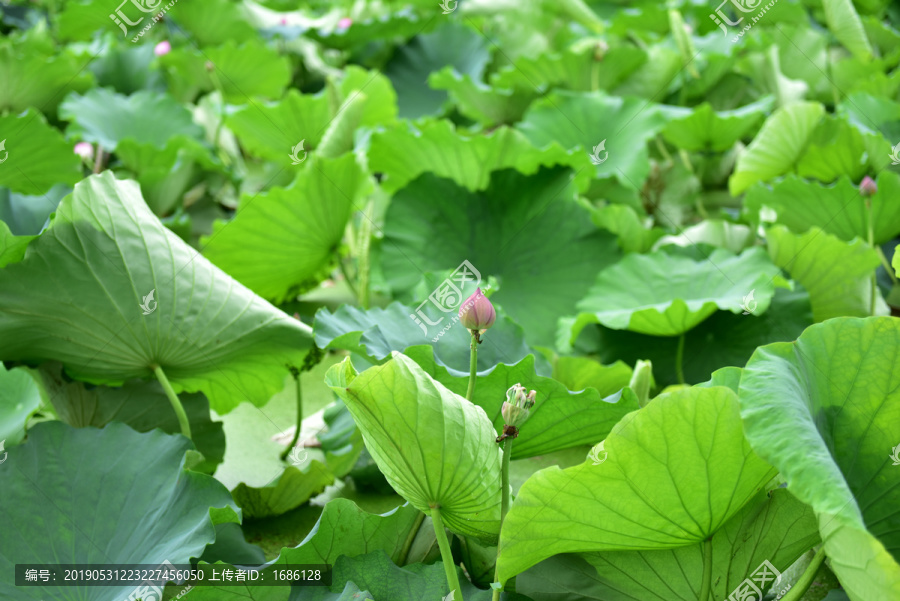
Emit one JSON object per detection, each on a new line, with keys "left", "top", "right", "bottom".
{"left": 37, "top": 362, "right": 225, "bottom": 473}
{"left": 429, "top": 67, "right": 537, "bottom": 127}
{"left": 383, "top": 21, "right": 490, "bottom": 118}
{"left": 746, "top": 173, "right": 900, "bottom": 244}
{"left": 0, "top": 183, "right": 69, "bottom": 236}
{"left": 171, "top": 0, "right": 256, "bottom": 46}
{"left": 516, "top": 90, "right": 671, "bottom": 189}
{"left": 562, "top": 247, "right": 782, "bottom": 344}
{"left": 0, "top": 108, "right": 83, "bottom": 195}
{"left": 231, "top": 461, "right": 334, "bottom": 518}
{"left": 0, "top": 220, "right": 33, "bottom": 268}
{"left": 661, "top": 97, "right": 774, "bottom": 152}
{"left": 552, "top": 356, "right": 634, "bottom": 396}
{"left": 651, "top": 219, "right": 755, "bottom": 254}
{"left": 313, "top": 301, "right": 540, "bottom": 377}
{"left": 60, "top": 88, "right": 204, "bottom": 152}
{"left": 795, "top": 115, "right": 876, "bottom": 183}
{"left": 585, "top": 286, "right": 813, "bottom": 387}
{"left": 823, "top": 0, "right": 873, "bottom": 60}
{"left": 518, "top": 487, "right": 819, "bottom": 601}
{"left": 367, "top": 119, "right": 591, "bottom": 193}
{"left": 838, "top": 92, "right": 900, "bottom": 145}
{"left": 495, "top": 386, "right": 777, "bottom": 583}
{"left": 0, "top": 421, "right": 237, "bottom": 601}
{"left": 405, "top": 346, "right": 640, "bottom": 459}
{"left": 202, "top": 154, "right": 371, "bottom": 302}
{"left": 0, "top": 363, "right": 41, "bottom": 445}
{"left": 766, "top": 225, "right": 882, "bottom": 321}
{"left": 0, "top": 40, "right": 93, "bottom": 113}
{"left": 728, "top": 101, "right": 825, "bottom": 195}
{"left": 380, "top": 167, "right": 619, "bottom": 348}
{"left": 304, "top": 7, "right": 429, "bottom": 51}
{"left": 739, "top": 317, "right": 900, "bottom": 600}
{"left": 590, "top": 203, "right": 666, "bottom": 253}
{"left": 0, "top": 172, "right": 313, "bottom": 413}
{"left": 325, "top": 354, "right": 502, "bottom": 543}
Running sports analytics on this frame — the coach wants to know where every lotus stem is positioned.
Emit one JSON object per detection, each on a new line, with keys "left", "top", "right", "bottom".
{"left": 358, "top": 200, "right": 374, "bottom": 309}
{"left": 675, "top": 333, "right": 686, "bottom": 385}
{"left": 397, "top": 511, "right": 426, "bottom": 566}
{"left": 153, "top": 365, "right": 191, "bottom": 439}
{"left": 466, "top": 331, "right": 478, "bottom": 401}
{"left": 431, "top": 506, "right": 463, "bottom": 601}
{"left": 867, "top": 202, "right": 877, "bottom": 315}
{"left": 877, "top": 246, "right": 898, "bottom": 286}
{"left": 698, "top": 537, "right": 712, "bottom": 601}
{"left": 280, "top": 368, "right": 303, "bottom": 461}
{"left": 491, "top": 437, "right": 514, "bottom": 601}
{"left": 778, "top": 546, "right": 826, "bottom": 601}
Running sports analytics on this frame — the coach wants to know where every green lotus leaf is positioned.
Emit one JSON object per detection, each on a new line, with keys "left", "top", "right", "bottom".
{"left": 429, "top": 67, "right": 536, "bottom": 126}
{"left": 495, "top": 385, "right": 777, "bottom": 583}
{"left": 37, "top": 362, "right": 225, "bottom": 473}
{"left": 0, "top": 421, "right": 238, "bottom": 601}
{"left": 367, "top": 119, "right": 592, "bottom": 194}
{"left": 405, "top": 346, "right": 639, "bottom": 459}
{"left": 231, "top": 461, "right": 334, "bottom": 518}
{"left": 0, "top": 220, "right": 35, "bottom": 267}
{"left": 517, "top": 90, "right": 671, "bottom": 189}
{"left": 738, "top": 317, "right": 900, "bottom": 601}
{"left": 797, "top": 115, "right": 889, "bottom": 183}
{"left": 0, "top": 108, "right": 83, "bottom": 195}
{"left": 383, "top": 21, "right": 490, "bottom": 118}
{"left": 161, "top": 38, "right": 291, "bottom": 103}
{"left": 562, "top": 247, "right": 782, "bottom": 343}
{"left": 766, "top": 225, "right": 882, "bottom": 320}
{"left": 589, "top": 203, "right": 665, "bottom": 253}
{"left": 380, "top": 167, "right": 619, "bottom": 348}
{"left": 838, "top": 92, "right": 900, "bottom": 144}
{"left": 728, "top": 101, "right": 825, "bottom": 195}
{"left": 171, "top": 0, "right": 256, "bottom": 46}
{"left": 325, "top": 353, "right": 502, "bottom": 543}
{"left": 651, "top": 219, "right": 755, "bottom": 254}
{"left": 0, "top": 38, "right": 93, "bottom": 113}
{"left": 822, "top": 0, "right": 873, "bottom": 60}
{"left": 304, "top": 7, "right": 429, "bottom": 51}
{"left": 517, "top": 488, "right": 818, "bottom": 601}
{"left": 746, "top": 173, "right": 900, "bottom": 244}
{"left": 0, "top": 363, "right": 41, "bottom": 445}
{"left": 89, "top": 40, "right": 163, "bottom": 95}
{"left": 202, "top": 154, "right": 371, "bottom": 302}
{"left": 60, "top": 88, "right": 204, "bottom": 152}
{"left": 585, "top": 286, "right": 813, "bottom": 386}
{"left": 661, "top": 97, "right": 774, "bottom": 152}
{"left": 0, "top": 183, "right": 68, "bottom": 236}
{"left": 551, "top": 356, "right": 633, "bottom": 396}
{"left": 0, "top": 172, "right": 312, "bottom": 413}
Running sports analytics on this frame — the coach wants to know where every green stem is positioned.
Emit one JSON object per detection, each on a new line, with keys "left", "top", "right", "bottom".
{"left": 338, "top": 260, "right": 359, "bottom": 298}
{"left": 778, "top": 546, "right": 826, "bottom": 601}
{"left": 466, "top": 331, "right": 478, "bottom": 401}
{"left": 877, "top": 246, "right": 898, "bottom": 285}
{"left": 867, "top": 201, "right": 877, "bottom": 315}
{"left": 358, "top": 201, "right": 374, "bottom": 309}
{"left": 280, "top": 370, "right": 303, "bottom": 461}
{"left": 430, "top": 506, "right": 463, "bottom": 601}
{"left": 153, "top": 365, "right": 191, "bottom": 439}
{"left": 698, "top": 537, "right": 712, "bottom": 601}
{"left": 397, "top": 511, "right": 426, "bottom": 566}
{"left": 491, "top": 437, "right": 514, "bottom": 601}
{"left": 675, "top": 333, "right": 686, "bottom": 385}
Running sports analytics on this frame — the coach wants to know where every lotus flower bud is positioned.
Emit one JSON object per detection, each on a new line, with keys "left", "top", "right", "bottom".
{"left": 459, "top": 287, "right": 496, "bottom": 331}
{"left": 154, "top": 40, "right": 171, "bottom": 56}
{"left": 501, "top": 383, "right": 536, "bottom": 428}
{"left": 860, "top": 175, "right": 877, "bottom": 197}
{"left": 337, "top": 17, "right": 353, "bottom": 28}
{"left": 73, "top": 142, "right": 93, "bottom": 160}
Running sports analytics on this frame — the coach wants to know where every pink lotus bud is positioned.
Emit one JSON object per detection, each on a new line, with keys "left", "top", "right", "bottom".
{"left": 280, "top": 17, "right": 287, "bottom": 25}
{"left": 860, "top": 175, "right": 877, "bottom": 197}
{"left": 73, "top": 142, "right": 93, "bottom": 160}
{"left": 337, "top": 17, "right": 352, "bottom": 28}
{"left": 459, "top": 287, "right": 495, "bottom": 331}
{"left": 154, "top": 41, "right": 171, "bottom": 56}
{"left": 501, "top": 383, "right": 537, "bottom": 427}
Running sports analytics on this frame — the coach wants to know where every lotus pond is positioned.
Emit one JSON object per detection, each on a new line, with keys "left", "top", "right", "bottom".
{"left": 1, "top": 0, "right": 899, "bottom": 600}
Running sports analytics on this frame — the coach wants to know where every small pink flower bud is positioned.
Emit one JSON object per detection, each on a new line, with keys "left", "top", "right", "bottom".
{"left": 860, "top": 175, "right": 877, "bottom": 197}
{"left": 337, "top": 17, "right": 352, "bottom": 28}
{"left": 73, "top": 142, "right": 93, "bottom": 160}
{"left": 154, "top": 40, "right": 171, "bottom": 56}
{"left": 459, "top": 288, "right": 496, "bottom": 331}
{"left": 280, "top": 17, "right": 287, "bottom": 25}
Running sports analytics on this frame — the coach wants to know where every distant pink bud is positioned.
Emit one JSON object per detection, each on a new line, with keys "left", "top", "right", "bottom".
{"left": 280, "top": 17, "right": 287, "bottom": 25}
{"left": 337, "top": 17, "right": 352, "bottom": 28}
{"left": 73, "top": 142, "right": 93, "bottom": 159}
{"left": 459, "top": 288, "right": 496, "bottom": 331}
{"left": 860, "top": 175, "right": 877, "bottom": 197}
{"left": 154, "top": 40, "right": 171, "bottom": 56}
